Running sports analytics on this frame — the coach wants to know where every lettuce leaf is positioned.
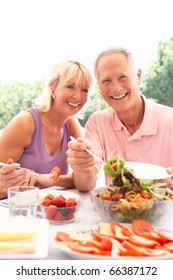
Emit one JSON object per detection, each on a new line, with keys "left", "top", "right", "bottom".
{"left": 103, "top": 155, "right": 131, "bottom": 178}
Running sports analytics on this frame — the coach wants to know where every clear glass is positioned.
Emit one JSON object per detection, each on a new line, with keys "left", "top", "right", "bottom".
{"left": 8, "top": 186, "right": 39, "bottom": 218}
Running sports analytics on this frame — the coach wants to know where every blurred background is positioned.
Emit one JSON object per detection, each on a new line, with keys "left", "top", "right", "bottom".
{"left": 0, "top": 0, "right": 173, "bottom": 131}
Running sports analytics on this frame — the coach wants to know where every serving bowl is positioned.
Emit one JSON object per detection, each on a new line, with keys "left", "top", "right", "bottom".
{"left": 90, "top": 188, "right": 172, "bottom": 226}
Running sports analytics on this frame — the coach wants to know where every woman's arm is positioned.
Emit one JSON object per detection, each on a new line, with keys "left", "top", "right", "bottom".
{"left": 0, "top": 112, "right": 35, "bottom": 196}
{"left": 0, "top": 111, "right": 35, "bottom": 163}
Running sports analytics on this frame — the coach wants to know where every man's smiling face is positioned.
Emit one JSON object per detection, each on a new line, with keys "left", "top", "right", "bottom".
{"left": 96, "top": 53, "right": 141, "bottom": 113}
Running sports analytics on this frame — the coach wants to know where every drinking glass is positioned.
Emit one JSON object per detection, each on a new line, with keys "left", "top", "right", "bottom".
{"left": 8, "top": 186, "right": 39, "bottom": 218}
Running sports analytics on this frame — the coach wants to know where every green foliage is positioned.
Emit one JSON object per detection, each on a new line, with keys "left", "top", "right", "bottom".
{"left": 141, "top": 36, "right": 173, "bottom": 106}
{"left": 1, "top": 36, "right": 173, "bottom": 129}
{"left": 0, "top": 80, "right": 45, "bottom": 129}
{"left": 79, "top": 84, "right": 109, "bottom": 126}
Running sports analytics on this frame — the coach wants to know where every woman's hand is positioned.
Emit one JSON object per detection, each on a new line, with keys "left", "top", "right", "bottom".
{"left": 0, "top": 159, "right": 27, "bottom": 198}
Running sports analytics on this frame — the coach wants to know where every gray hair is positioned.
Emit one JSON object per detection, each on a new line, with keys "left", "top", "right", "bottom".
{"left": 94, "top": 47, "right": 136, "bottom": 79}
{"left": 40, "top": 60, "right": 92, "bottom": 112}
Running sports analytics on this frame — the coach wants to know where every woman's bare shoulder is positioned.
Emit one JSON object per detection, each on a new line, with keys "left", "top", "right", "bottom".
{"left": 2, "top": 110, "right": 35, "bottom": 139}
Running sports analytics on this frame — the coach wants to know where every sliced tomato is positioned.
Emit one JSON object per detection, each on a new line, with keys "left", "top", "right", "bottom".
{"left": 119, "top": 248, "right": 146, "bottom": 257}
{"left": 101, "top": 236, "right": 112, "bottom": 251}
{"left": 121, "top": 240, "right": 147, "bottom": 256}
{"left": 50, "top": 166, "right": 61, "bottom": 181}
{"left": 129, "top": 235, "right": 159, "bottom": 248}
{"left": 163, "top": 241, "right": 173, "bottom": 252}
{"left": 122, "top": 226, "right": 134, "bottom": 237}
{"left": 69, "top": 243, "right": 99, "bottom": 254}
{"left": 111, "top": 162, "right": 118, "bottom": 171}
{"left": 55, "top": 232, "right": 70, "bottom": 242}
{"left": 143, "top": 231, "right": 170, "bottom": 244}
{"left": 111, "top": 193, "right": 123, "bottom": 200}
{"left": 131, "top": 219, "right": 153, "bottom": 236}
{"left": 94, "top": 249, "right": 111, "bottom": 256}
{"left": 91, "top": 231, "right": 103, "bottom": 242}
{"left": 83, "top": 240, "right": 104, "bottom": 250}
{"left": 157, "top": 229, "right": 173, "bottom": 241}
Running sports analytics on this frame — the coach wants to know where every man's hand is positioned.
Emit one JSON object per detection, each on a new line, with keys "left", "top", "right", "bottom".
{"left": 66, "top": 137, "right": 96, "bottom": 172}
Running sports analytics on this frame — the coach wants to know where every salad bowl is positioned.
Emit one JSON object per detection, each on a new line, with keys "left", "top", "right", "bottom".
{"left": 90, "top": 188, "right": 172, "bottom": 226}
{"left": 91, "top": 155, "right": 173, "bottom": 226}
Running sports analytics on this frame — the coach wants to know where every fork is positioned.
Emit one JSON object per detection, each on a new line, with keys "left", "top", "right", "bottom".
{"left": 70, "top": 136, "right": 105, "bottom": 165}
{"left": 107, "top": 148, "right": 117, "bottom": 160}
{"left": 0, "top": 162, "right": 7, "bottom": 167}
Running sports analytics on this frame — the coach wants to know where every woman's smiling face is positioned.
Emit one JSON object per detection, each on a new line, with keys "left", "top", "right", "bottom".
{"left": 53, "top": 73, "right": 90, "bottom": 116}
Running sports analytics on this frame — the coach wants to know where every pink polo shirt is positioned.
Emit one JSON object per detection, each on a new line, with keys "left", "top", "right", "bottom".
{"left": 85, "top": 95, "right": 173, "bottom": 174}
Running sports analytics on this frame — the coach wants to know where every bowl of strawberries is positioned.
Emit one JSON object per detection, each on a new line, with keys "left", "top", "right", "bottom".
{"left": 39, "top": 190, "right": 79, "bottom": 223}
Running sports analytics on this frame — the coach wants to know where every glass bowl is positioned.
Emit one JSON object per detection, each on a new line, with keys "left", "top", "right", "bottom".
{"left": 39, "top": 191, "right": 78, "bottom": 224}
{"left": 90, "top": 188, "right": 172, "bottom": 226}
{"left": 41, "top": 204, "right": 78, "bottom": 224}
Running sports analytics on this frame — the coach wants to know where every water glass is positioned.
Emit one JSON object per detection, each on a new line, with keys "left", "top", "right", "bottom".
{"left": 8, "top": 186, "right": 39, "bottom": 218}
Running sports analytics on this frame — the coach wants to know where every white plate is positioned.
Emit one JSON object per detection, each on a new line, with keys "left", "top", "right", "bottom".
{"left": 125, "top": 162, "right": 171, "bottom": 181}
{"left": 54, "top": 225, "right": 173, "bottom": 260}
{"left": 39, "top": 189, "right": 80, "bottom": 201}
{"left": 0, "top": 218, "right": 49, "bottom": 259}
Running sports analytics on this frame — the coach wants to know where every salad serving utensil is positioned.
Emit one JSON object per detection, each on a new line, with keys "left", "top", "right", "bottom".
{"left": 70, "top": 136, "right": 105, "bottom": 165}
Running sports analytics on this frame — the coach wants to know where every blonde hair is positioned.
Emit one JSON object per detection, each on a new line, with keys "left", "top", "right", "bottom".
{"left": 94, "top": 47, "right": 136, "bottom": 79}
{"left": 40, "top": 60, "right": 92, "bottom": 112}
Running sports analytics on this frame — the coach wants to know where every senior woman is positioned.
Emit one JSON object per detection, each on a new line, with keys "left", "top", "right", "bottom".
{"left": 0, "top": 60, "right": 93, "bottom": 198}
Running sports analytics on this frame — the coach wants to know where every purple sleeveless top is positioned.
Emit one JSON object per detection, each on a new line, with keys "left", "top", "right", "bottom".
{"left": 18, "top": 108, "right": 70, "bottom": 174}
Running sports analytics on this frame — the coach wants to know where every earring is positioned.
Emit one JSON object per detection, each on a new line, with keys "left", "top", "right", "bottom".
{"left": 52, "top": 95, "right": 55, "bottom": 99}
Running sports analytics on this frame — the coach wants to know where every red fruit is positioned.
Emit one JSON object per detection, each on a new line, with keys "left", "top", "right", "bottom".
{"left": 66, "top": 211, "right": 74, "bottom": 220}
{"left": 54, "top": 211, "right": 64, "bottom": 221}
{"left": 101, "top": 236, "right": 113, "bottom": 251}
{"left": 44, "top": 193, "right": 54, "bottom": 201}
{"left": 42, "top": 198, "right": 52, "bottom": 206}
{"left": 111, "top": 193, "right": 123, "bottom": 201}
{"left": 46, "top": 205, "right": 57, "bottom": 219}
{"left": 65, "top": 198, "right": 77, "bottom": 207}
{"left": 132, "top": 219, "right": 153, "bottom": 236}
{"left": 53, "top": 195, "right": 66, "bottom": 207}
{"left": 50, "top": 166, "right": 61, "bottom": 181}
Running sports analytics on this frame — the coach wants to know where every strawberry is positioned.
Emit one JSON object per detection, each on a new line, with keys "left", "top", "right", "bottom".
{"left": 65, "top": 198, "right": 77, "bottom": 207}
{"left": 66, "top": 211, "right": 74, "bottom": 220}
{"left": 53, "top": 195, "right": 66, "bottom": 207}
{"left": 45, "top": 205, "right": 57, "bottom": 219}
{"left": 44, "top": 193, "right": 54, "bottom": 201}
{"left": 54, "top": 211, "right": 64, "bottom": 221}
{"left": 41, "top": 198, "right": 52, "bottom": 206}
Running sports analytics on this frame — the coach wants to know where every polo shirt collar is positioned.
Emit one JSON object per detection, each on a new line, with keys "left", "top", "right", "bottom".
{"left": 112, "top": 94, "right": 158, "bottom": 136}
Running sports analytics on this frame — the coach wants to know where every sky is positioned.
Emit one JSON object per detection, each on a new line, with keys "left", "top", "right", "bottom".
{"left": 0, "top": 0, "right": 173, "bottom": 84}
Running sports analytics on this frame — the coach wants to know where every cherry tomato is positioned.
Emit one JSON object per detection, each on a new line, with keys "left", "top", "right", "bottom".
{"left": 131, "top": 219, "right": 153, "bottom": 236}
{"left": 50, "top": 166, "right": 61, "bottom": 181}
